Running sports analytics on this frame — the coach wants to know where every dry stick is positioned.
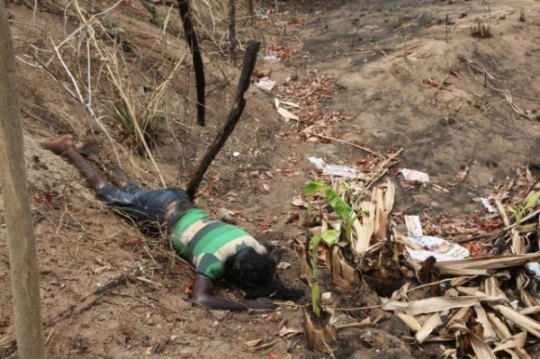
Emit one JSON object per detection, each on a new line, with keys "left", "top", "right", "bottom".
{"left": 48, "top": 40, "right": 122, "bottom": 166}
{"left": 247, "top": 0, "right": 254, "bottom": 25}
{"left": 228, "top": 0, "right": 237, "bottom": 63}
{"left": 459, "top": 56, "right": 534, "bottom": 120}
{"left": 71, "top": 0, "right": 166, "bottom": 187}
{"left": 186, "top": 41, "right": 261, "bottom": 200}
{"left": 306, "top": 131, "right": 385, "bottom": 159}
{"left": 178, "top": 0, "right": 206, "bottom": 127}
{"left": 0, "top": 4, "right": 45, "bottom": 358}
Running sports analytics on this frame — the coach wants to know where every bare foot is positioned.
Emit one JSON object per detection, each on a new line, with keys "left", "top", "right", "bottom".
{"left": 42, "top": 134, "right": 74, "bottom": 155}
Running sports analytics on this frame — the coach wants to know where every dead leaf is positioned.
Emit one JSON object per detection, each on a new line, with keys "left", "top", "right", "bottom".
{"left": 352, "top": 201, "right": 375, "bottom": 255}
{"left": 468, "top": 330, "right": 497, "bottom": 359}
{"left": 493, "top": 304, "right": 540, "bottom": 338}
{"left": 123, "top": 237, "right": 142, "bottom": 246}
{"left": 245, "top": 338, "right": 264, "bottom": 348}
{"left": 415, "top": 313, "right": 442, "bottom": 344}
{"left": 278, "top": 326, "right": 303, "bottom": 337}
{"left": 474, "top": 303, "right": 496, "bottom": 340}
{"left": 383, "top": 296, "right": 503, "bottom": 316}
{"left": 436, "top": 253, "right": 540, "bottom": 276}
{"left": 303, "top": 309, "right": 338, "bottom": 353}
{"left": 277, "top": 107, "right": 299, "bottom": 122}
{"left": 396, "top": 313, "right": 422, "bottom": 332}
{"left": 493, "top": 332, "right": 528, "bottom": 354}
{"left": 329, "top": 246, "right": 360, "bottom": 289}
{"left": 291, "top": 197, "right": 307, "bottom": 207}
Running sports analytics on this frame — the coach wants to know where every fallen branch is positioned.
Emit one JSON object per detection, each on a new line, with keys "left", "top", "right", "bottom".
{"left": 306, "top": 131, "right": 385, "bottom": 159}
{"left": 178, "top": 0, "right": 205, "bottom": 126}
{"left": 186, "top": 42, "right": 261, "bottom": 199}
{"left": 459, "top": 55, "right": 537, "bottom": 121}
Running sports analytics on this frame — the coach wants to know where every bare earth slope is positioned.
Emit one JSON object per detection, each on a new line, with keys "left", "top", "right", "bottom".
{"left": 1, "top": 0, "right": 540, "bottom": 358}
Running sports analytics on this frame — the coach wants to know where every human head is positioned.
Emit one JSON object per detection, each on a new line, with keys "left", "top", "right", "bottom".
{"left": 226, "top": 246, "right": 304, "bottom": 301}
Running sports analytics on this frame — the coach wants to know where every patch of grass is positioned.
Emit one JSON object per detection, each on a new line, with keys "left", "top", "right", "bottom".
{"left": 112, "top": 99, "right": 164, "bottom": 153}
{"left": 470, "top": 19, "right": 492, "bottom": 38}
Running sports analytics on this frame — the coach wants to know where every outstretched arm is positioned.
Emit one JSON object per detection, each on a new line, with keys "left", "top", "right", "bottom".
{"left": 192, "top": 274, "right": 275, "bottom": 311}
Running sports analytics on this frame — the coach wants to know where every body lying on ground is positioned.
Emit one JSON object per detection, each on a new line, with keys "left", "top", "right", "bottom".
{"left": 43, "top": 134, "right": 303, "bottom": 311}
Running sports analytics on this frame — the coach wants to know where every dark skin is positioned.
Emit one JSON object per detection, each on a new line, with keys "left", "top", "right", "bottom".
{"left": 43, "top": 135, "right": 275, "bottom": 311}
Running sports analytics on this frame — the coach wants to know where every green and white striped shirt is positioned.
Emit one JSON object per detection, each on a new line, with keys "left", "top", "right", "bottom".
{"left": 170, "top": 208, "right": 267, "bottom": 280}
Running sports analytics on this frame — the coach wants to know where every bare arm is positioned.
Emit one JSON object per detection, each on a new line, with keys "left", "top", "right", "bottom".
{"left": 192, "top": 274, "right": 274, "bottom": 311}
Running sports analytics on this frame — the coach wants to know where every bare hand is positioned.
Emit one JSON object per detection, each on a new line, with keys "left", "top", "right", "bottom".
{"left": 243, "top": 297, "right": 276, "bottom": 311}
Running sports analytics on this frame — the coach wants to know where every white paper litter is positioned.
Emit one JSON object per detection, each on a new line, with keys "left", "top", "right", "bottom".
{"left": 323, "top": 164, "right": 359, "bottom": 179}
{"left": 405, "top": 215, "right": 424, "bottom": 237}
{"left": 307, "top": 157, "right": 359, "bottom": 178}
{"left": 256, "top": 77, "right": 276, "bottom": 92}
{"left": 404, "top": 214, "right": 469, "bottom": 262}
{"left": 525, "top": 262, "right": 540, "bottom": 280}
{"left": 474, "top": 197, "right": 499, "bottom": 213}
{"left": 400, "top": 168, "right": 430, "bottom": 183}
{"left": 262, "top": 54, "right": 278, "bottom": 62}
{"left": 308, "top": 157, "right": 326, "bottom": 169}
{"left": 407, "top": 236, "right": 470, "bottom": 262}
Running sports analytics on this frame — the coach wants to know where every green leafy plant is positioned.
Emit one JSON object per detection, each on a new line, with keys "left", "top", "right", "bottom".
{"left": 310, "top": 229, "right": 340, "bottom": 318}
{"left": 508, "top": 190, "right": 540, "bottom": 225}
{"left": 303, "top": 181, "right": 358, "bottom": 243}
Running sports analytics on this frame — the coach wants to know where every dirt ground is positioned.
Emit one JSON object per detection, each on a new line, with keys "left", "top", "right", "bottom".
{"left": 1, "top": 0, "right": 540, "bottom": 358}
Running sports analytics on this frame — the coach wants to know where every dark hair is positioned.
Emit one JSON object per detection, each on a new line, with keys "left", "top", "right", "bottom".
{"left": 225, "top": 248, "right": 304, "bottom": 301}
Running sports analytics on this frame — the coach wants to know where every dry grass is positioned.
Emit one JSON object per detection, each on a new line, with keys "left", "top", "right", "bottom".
{"left": 470, "top": 19, "right": 492, "bottom": 38}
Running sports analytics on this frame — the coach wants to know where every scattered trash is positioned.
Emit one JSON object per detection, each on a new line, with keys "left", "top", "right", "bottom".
{"left": 308, "top": 157, "right": 325, "bottom": 169}
{"left": 474, "top": 197, "right": 499, "bottom": 213}
{"left": 232, "top": 151, "right": 241, "bottom": 158}
{"left": 297, "top": 159, "right": 540, "bottom": 356}
{"left": 404, "top": 214, "right": 469, "bottom": 261}
{"left": 307, "top": 157, "right": 359, "bottom": 179}
{"left": 404, "top": 215, "right": 423, "bottom": 237}
{"left": 400, "top": 168, "right": 430, "bottom": 183}
{"left": 525, "top": 262, "right": 540, "bottom": 280}
{"left": 262, "top": 54, "right": 278, "bottom": 62}
{"left": 256, "top": 77, "right": 276, "bottom": 92}
{"left": 323, "top": 164, "right": 359, "bottom": 179}
{"left": 406, "top": 235, "right": 470, "bottom": 262}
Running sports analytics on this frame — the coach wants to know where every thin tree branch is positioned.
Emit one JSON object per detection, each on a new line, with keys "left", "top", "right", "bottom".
{"left": 177, "top": 0, "right": 206, "bottom": 127}
{"left": 186, "top": 42, "right": 261, "bottom": 199}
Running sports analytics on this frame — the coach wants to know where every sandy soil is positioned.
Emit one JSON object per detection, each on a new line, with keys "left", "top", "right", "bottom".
{"left": 1, "top": 0, "right": 540, "bottom": 358}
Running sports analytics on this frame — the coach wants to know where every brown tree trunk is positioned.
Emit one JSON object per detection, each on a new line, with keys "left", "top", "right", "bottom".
{"left": 177, "top": 0, "right": 206, "bottom": 127}
{"left": 0, "top": 4, "right": 46, "bottom": 358}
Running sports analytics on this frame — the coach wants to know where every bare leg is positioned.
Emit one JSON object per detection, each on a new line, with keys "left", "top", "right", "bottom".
{"left": 78, "top": 139, "right": 104, "bottom": 166}
{"left": 77, "top": 139, "right": 134, "bottom": 189}
{"left": 108, "top": 164, "right": 134, "bottom": 189}
{"left": 42, "top": 135, "right": 108, "bottom": 192}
